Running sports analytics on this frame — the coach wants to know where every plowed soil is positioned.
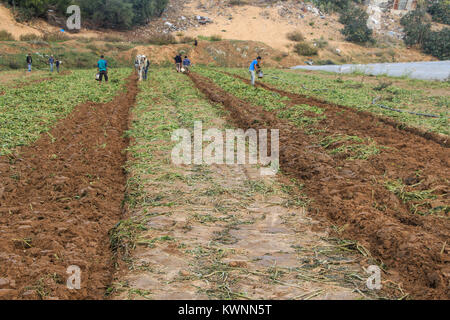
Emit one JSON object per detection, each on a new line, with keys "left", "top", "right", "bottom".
{"left": 188, "top": 72, "right": 450, "bottom": 299}
{"left": 0, "top": 74, "right": 137, "bottom": 299}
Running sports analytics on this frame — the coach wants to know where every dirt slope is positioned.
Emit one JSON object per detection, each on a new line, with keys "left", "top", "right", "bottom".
{"left": 0, "top": 4, "right": 42, "bottom": 39}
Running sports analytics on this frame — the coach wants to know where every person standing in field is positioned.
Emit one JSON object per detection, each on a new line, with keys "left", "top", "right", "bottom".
{"left": 249, "top": 56, "right": 261, "bottom": 86}
{"left": 97, "top": 55, "right": 108, "bottom": 85}
{"left": 182, "top": 56, "right": 191, "bottom": 73}
{"left": 55, "top": 59, "right": 61, "bottom": 73}
{"left": 174, "top": 54, "right": 182, "bottom": 72}
{"left": 143, "top": 56, "right": 150, "bottom": 81}
{"left": 26, "top": 53, "right": 32, "bottom": 72}
{"left": 48, "top": 55, "right": 55, "bottom": 72}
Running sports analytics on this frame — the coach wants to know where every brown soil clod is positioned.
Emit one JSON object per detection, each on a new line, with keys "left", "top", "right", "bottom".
{"left": 0, "top": 74, "right": 138, "bottom": 299}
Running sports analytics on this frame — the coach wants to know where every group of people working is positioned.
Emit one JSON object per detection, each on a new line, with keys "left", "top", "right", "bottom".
{"left": 25, "top": 54, "right": 62, "bottom": 73}
{"left": 25, "top": 51, "right": 262, "bottom": 87}
{"left": 174, "top": 54, "right": 191, "bottom": 73}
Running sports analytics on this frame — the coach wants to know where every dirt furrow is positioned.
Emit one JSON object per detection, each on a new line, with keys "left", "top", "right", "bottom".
{"left": 230, "top": 72, "right": 449, "bottom": 148}
{"left": 188, "top": 71, "right": 449, "bottom": 299}
{"left": 227, "top": 72, "right": 450, "bottom": 244}
{"left": 0, "top": 74, "right": 137, "bottom": 299}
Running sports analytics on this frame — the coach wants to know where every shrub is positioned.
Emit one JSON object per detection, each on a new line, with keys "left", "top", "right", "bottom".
{"left": 339, "top": 7, "right": 374, "bottom": 44}
{"left": 287, "top": 31, "right": 305, "bottom": 42}
{"left": 209, "top": 35, "right": 222, "bottom": 41}
{"left": 294, "top": 42, "right": 318, "bottom": 56}
{"left": 422, "top": 27, "right": 450, "bottom": 60}
{"left": 0, "top": 30, "right": 14, "bottom": 41}
{"left": 316, "top": 59, "right": 336, "bottom": 65}
{"left": 314, "top": 37, "right": 329, "bottom": 49}
{"left": 20, "top": 34, "right": 41, "bottom": 41}
{"left": 400, "top": 7, "right": 431, "bottom": 46}
{"left": 229, "top": 0, "right": 248, "bottom": 6}
{"left": 312, "top": 0, "right": 360, "bottom": 13}
{"left": 179, "top": 36, "right": 195, "bottom": 44}
{"left": 143, "top": 34, "right": 177, "bottom": 45}
{"left": 103, "top": 35, "right": 125, "bottom": 42}
{"left": 42, "top": 32, "right": 71, "bottom": 42}
{"left": 427, "top": 0, "right": 450, "bottom": 25}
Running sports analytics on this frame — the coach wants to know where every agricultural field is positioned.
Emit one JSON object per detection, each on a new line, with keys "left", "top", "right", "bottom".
{"left": 0, "top": 63, "right": 448, "bottom": 303}
{"left": 0, "top": 68, "right": 129, "bottom": 155}
{"left": 220, "top": 67, "right": 450, "bottom": 136}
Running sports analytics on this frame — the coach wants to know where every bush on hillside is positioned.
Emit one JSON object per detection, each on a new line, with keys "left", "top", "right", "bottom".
{"left": 312, "top": 0, "right": 364, "bottom": 13}
{"left": 287, "top": 31, "right": 305, "bottom": 42}
{"left": 141, "top": 34, "right": 177, "bottom": 45}
{"left": 209, "top": 35, "right": 222, "bottom": 41}
{"left": 20, "top": 33, "right": 41, "bottom": 41}
{"left": 0, "top": 30, "right": 14, "bottom": 41}
{"left": 294, "top": 42, "right": 318, "bottom": 56}
{"left": 179, "top": 36, "right": 195, "bottom": 44}
{"left": 400, "top": 6, "right": 449, "bottom": 60}
{"left": 42, "top": 32, "right": 71, "bottom": 42}
{"left": 339, "top": 7, "right": 374, "bottom": 44}
{"left": 313, "top": 37, "right": 329, "bottom": 49}
{"left": 400, "top": 7, "right": 431, "bottom": 46}
{"left": 422, "top": 27, "right": 450, "bottom": 60}
{"left": 427, "top": 0, "right": 450, "bottom": 25}
{"left": 103, "top": 35, "right": 125, "bottom": 42}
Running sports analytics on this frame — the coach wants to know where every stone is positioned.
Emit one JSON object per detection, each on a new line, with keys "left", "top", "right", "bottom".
{"left": 0, "top": 278, "right": 10, "bottom": 288}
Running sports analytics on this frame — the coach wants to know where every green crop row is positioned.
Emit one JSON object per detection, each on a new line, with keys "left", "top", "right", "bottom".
{"left": 195, "top": 67, "right": 329, "bottom": 132}
{"left": 0, "top": 68, "right": 130, "bottom": 155}
{"left": 195, "top": 67, "right": 290, "bottom": 112}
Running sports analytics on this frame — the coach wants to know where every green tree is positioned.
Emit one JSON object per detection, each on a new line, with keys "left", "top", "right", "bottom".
{"left": 427, "top": 0, "right": 450, "bottom": 25}
{"left": 400, "top": 7, "right": 431, "bottom": 46}
{"left": 339, "top": 6, "right": 374, "bottom": 44}
{"left": 422, "top": 27, "right": 450, "bottom": 59}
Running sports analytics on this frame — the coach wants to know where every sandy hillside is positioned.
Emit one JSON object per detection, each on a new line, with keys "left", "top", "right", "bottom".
{"left": 0, "top": 0, "right": 434, "bottom": 65}
{"left": 0, "top": 3, "right": 103, "bottom": 39}
{"left": 138, "top": 0, "right": 433, "bottom": 63}
{"left": 184, "top": 1, "right": 344, "bottom": 53}
{"left": 0, "top": 4, "right": 42, "bottom": 39}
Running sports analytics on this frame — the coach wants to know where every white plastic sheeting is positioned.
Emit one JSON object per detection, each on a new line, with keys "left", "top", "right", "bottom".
{"left": 291, "top": 61, "right": 450, "bottom": 81}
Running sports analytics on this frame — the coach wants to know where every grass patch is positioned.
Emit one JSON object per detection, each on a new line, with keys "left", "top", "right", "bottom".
{"left": 320, "top": 134, "right": 381, "bottom": 160}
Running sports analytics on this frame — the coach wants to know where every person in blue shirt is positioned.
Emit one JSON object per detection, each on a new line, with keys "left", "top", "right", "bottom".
{"left": 26, "top": 54, "right": 32, "bottom": 72}
{"left": 249, "top": 56, "right": 261, "bottom": 86}
{"left": 182, "top": 56, "right": 191, "bottom": 73}
{"left": 48, "top": 55, "right": 55, "bottom": 72}
{"left": 97, "top": 55, "right": 108, "bottom": 85}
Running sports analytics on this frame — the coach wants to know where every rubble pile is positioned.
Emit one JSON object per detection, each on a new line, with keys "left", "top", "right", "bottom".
{"left": 366, "top": 0, "right": 408, "bottom": 40}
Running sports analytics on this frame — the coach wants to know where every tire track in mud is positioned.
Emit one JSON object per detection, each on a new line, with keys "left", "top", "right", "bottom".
{"left": 0, "top": 73, "right": 138, "bottom": 299}
{"left": 188, "top": 72, "right": 449, "bottom": 299}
